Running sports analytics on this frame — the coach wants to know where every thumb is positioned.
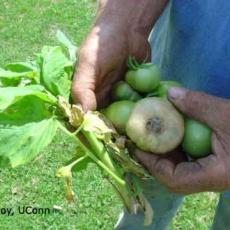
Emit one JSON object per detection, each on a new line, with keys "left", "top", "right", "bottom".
{"left": 71, "top": 65, "right": 97, "bottom": 112}
{"left": 167, "top": 87, "right": 227, "bottom": 130}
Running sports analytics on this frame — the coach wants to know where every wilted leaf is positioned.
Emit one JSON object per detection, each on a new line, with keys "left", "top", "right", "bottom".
{"left": 56, "top": 155, "right": 88, "bottom": 201}
{"left": 58, "top": 96, "right": 84, "bottom": 127}
{"left": 139, "top": 193, "right": 154, "bottom": 226}
{"left": 83, "top": 112, "right": 116, "bottom": 140}
{"left": 83, "top": 112, "right": 149, "bottom": 178}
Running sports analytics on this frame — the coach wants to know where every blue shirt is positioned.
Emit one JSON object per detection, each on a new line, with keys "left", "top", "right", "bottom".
{"left": 150, "top": 0, "right": 230, "bottom": 98}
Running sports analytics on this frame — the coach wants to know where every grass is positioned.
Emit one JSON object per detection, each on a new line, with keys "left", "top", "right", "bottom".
{"left": 0, "top": 0, "right": 218, "bottom": 229}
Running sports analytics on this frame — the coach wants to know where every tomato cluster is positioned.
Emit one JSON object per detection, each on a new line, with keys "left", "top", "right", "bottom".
{"left": 102, "top": 57, "right": 212, "bottom": 158}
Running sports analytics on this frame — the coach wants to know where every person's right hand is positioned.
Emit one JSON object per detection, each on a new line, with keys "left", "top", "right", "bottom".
{"left": 72, "top": 25, "right": 151, "bottom": 111}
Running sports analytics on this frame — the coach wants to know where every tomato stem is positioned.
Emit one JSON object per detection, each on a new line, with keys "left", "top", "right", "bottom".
{"left": 58, "top": 123, "right": 126, "bottom": 186}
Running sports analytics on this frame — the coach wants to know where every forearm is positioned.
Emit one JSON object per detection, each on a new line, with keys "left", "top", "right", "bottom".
{"left": 95, "top": 0, "right": 168, "bottom": 37}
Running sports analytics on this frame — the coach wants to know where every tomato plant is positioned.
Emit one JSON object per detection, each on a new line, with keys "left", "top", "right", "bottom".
{"left": 0, "top": 33, "right": 154, "bottom": 226}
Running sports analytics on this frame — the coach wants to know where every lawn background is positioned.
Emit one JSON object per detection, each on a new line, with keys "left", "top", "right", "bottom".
{"left": 0, "top": 0, "right": 218, "bottom": 229}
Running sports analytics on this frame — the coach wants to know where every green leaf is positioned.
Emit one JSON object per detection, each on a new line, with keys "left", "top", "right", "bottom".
{"left": 64, "top": 60, "right": 74, "bottom": 79}
{"left": 40, "top": 46, "right": 71, "bottom": 99}
{"left": 72, "top": 157, "right": 92, "bottom": 172}
{"left": 4, "top": 62, "right": 37, "bottom": 72}
{"left": 72, "top": 150, "right": 93, "bottom": 172}
{"left": 0, "top": 96, "right": 52, "bottom": 126}
{"left": 0, "top": 65, "right": 38, "bottom": 87}
{"left": 0, "top": 68, "right": 36, "bottom": 79}
{"left": 56, "top": 30, "right": 78, "bottom": 63}
{"left": 0, "top": 78, "right": 21, "bottom": 87}
{"left": 36, "top": 46, "right": 59, "bottom": 76}
{"left": 0, "top": 118, "right": 58, "bottom": 168}
{"left": 0, "top": 85, "right": 57, "bottom": 110}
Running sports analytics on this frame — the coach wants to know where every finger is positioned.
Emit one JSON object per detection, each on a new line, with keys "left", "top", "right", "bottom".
{"left": 133, "top": 150, "right": 160, "bottom": 170}
{"left": 133, "top": 150, "right": 181, "bottom": 187}
{"left": 95, "top": 71, "right": 121, "bottom": 109}
{"left": 134, "top": 150, "right": 178, "bottom": 187}
{"left": 147, "top": 153, "right": 224, "bottom": 194}
{"left": 168, "top": 87, "right": 228, "bottom": 130}
{"left": 169, "top": 154, "right": 226, "bottom": 194}
{"left": 133, "top": 149, "right": 187, "bottom": 175}
{"left": 72, "top": 62, "right": 97, "bottom": 111}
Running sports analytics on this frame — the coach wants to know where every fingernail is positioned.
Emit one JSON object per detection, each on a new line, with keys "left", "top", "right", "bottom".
{"left": 168, "top": 87, "right": 186, "bottom": 100}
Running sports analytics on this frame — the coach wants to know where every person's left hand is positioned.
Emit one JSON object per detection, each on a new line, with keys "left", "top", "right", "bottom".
{"left": 133, "top": 87, "right": 230, "bottom": 194}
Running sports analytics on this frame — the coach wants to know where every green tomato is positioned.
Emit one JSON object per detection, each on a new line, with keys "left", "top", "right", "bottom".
{"left": 125, "top": 64, "right": 161, "bottom": 93}
{"left": 182, "top": 119, "right": 212, "bottom": 158}
{"left": 125, "top": 71, "right": 135, "bottom": 86}
{"left": 103, "top": 100, "right": 135, "bottom": 133}
{"left": 129, "top": 91, "right": 142, "bottom": 101}
{"left": 112, "top": 81, "right": 142, "bottom": 102}
{"left": 156, "top": 81, "right": 182, "bottom": 98}
{"left": 112, "top": 81, "right": 134, "bottom": 101}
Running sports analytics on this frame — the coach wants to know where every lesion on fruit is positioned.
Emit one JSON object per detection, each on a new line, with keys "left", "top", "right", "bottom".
{"left": 146, "top": 116, "right": 164, "bottom": 135}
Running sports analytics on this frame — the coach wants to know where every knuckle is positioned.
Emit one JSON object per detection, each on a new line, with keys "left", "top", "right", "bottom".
{"left": 152, "top": 160, "right": 176, "bottom": 187}
{"left": 152, "top": 160, "right": 167, "bottom": 177}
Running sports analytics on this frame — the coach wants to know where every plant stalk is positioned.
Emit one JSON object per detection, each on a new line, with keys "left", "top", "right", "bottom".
{"left": 81, "top": 130, "right": 134, "bottom": 212}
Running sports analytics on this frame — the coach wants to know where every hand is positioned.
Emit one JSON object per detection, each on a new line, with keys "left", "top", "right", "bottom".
{"left": 134, "top": 87, "right": 230, "bottom": 194}
{"left": 71, "top": 0, "right": 168, "bottom": 111}
{"left": 72, "top": 26, "right": 150, "bottom": 111}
